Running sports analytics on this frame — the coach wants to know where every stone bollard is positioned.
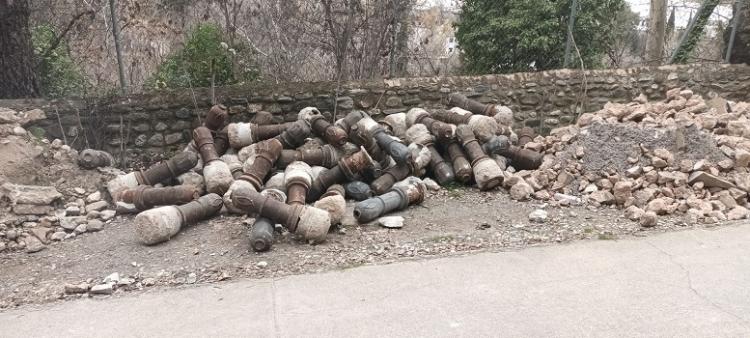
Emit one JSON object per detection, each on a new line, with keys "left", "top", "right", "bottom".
{"left": 248, "top": 189, "right": 287, "bottom": 252}
{"left": 380, "top": 113, "right": 407, "bottom": 139}
{"left": 276, "top": 144, "right": 340, "bottom": 169}
{"left": 353, "top": 177, "right": 426, "bottom": 223}
{"left": 107, "top": 151, "right": 198, "bottom": 201}
{"left": 194, "top": 127, "right": 233, "bottom": 195}
{"left": 134, "top": 193, "right": 223, "bottom": 245}
{"left": 120, "top": 185, "right": 201, "bottom": 211}
{"left": 406, "top": 108, "right": 456, "bottom": 141}
{"left": 78, "top": 149, "right": 114, "bottom": 169}
{"left": 232, "top": 186, "right": 331, "bottom": 243}
{"left": 456, "top": 125, "right": 504, "bottom": 190}
{"left": 307, "top": 148, "right": 376, "bottom": 201}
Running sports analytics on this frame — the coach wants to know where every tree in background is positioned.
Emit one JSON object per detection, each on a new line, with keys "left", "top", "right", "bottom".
{"left": 32, "top": 25, "right": 89, "bottom": 98}
{"left": 0, "top": 0, "right": 39, "bottom": 98}
{"left": 146, "top": 23, "right": 258, "bottom": 89}
{"left": 454, "top": 0, "right": 627, "bottom": 74}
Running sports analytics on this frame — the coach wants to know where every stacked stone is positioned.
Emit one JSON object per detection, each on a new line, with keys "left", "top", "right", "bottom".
{"left": 0, "top": 108, "right": 117, "bottom": 253}
{"left": 506, "top": 88, "right": 750, "bottom": 227}
{"left": 106, "top": 100, "right": 542, "bottom": 252}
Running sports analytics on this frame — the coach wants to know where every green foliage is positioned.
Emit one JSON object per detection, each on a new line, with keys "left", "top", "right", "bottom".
{"left": 32, "top": 25, "right": 89, "bottom": 98}
{"left": 671, "top": 0, "right": 720, "bottom": 64}
{"left": 146, "top": 23, "right": 258, "bottom": 90}
{"left": 454, "top": 0, "right": 627, "bottom": 74}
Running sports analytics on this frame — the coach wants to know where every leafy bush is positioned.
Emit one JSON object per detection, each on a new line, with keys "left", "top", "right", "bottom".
{"left": 454, "top": 0, "right": 627, "bottom": 74}
{"left": 32, "top": 24, "right": 89, "bottom": 98}
{"left": 146, "top": 23, "right": 258, "bottom": 90}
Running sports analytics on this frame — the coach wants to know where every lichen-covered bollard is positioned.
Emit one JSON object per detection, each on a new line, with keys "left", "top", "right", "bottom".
{"left": 297, "top": 107, "right": 348, "bottom": 147}
{"left": 274, "top": 119, "right": 312, "bottom": 149}
{"left": 284, "top": 161, "right": 313, "bottom": 206}
{"left": 405, "top": 124, "right": 454, "bottom": 185}
{"left": 134, "top": 193, "right": 223, "bottom": 245}
{"left": 456, "top": 125, "right": 504, "bottom": 190}
{"left": 107, "top": 151, "right": 198, "bottom": 201}
{"left": 353, "top": 177, "right": 426, "bottom": 224}
{"left": 224, "top": 138, "right": 283, "bottom": 214}
{"left": 406, "top": 108, "right": 456, "bottom": 141}
{"left": 380, "top": 113, "right": 407, "bottom": 139}
{"left": 249, "top": 189, "right": 287, "bottom": 252}
{"left": 227, "top": 122, "right": 290, "bottom": 149}
{"left": 194, "top": 127, "right": 233, "bottom": 195}
{"left": 232, "top": 186, "right": 331, "bottom": 243}
{"left": 120, "top": 185, "right": 201, "bottom": 211}
{"left": 275, "top": 144, "right": 340, "bottom": 169}
{"left": 430, "top": 108, "right": 500, "bottom": 143}
{"left": 339, "top": 111, "right": 412, "bottom": 166}
{"left": 313, "top": 184, "right": 347, "bottom": 226}
{"left": 78, "top": 149, "right": 114, "bottom": 169}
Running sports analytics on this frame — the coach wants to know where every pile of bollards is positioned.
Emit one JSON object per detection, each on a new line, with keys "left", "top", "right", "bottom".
{"left": 107, "top": 94, "right": 543, "bottom": 252}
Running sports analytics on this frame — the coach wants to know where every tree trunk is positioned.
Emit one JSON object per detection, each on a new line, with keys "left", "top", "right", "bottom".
{"left": 727, "top": 2, "right": 750, "bottom": 64}
{"left": 670, "top": 0, "right": 720, "bottom": 64}
{"left": 0, "top": 0, "right": 39, "bottom": 99}
{"left": 645, "top": 0, "right": 667, "bottom": 65}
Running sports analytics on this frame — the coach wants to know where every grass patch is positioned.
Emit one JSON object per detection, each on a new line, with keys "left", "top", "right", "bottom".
{"left": 597, "top": 233, "right": 617, "bottom": 240}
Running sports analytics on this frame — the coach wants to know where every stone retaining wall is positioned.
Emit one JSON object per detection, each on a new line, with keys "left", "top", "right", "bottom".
{"left": 2, "top": 64, "right": 749, "bottom": 165}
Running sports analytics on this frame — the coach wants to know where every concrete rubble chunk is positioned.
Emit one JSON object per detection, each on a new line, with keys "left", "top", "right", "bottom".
{"left": 378, "top": 216, "right": 404, "bottom": 229}
{"left": 1, "top": 183, "right": 63, "bottom": 205}
{"left": 64, "top": 283, "right": 90, "bottom": 294}
{"left": 510, "top": 182, "right": 534, "bottom": 201}
{"left": 624, "top": 206, "right": 644, "bottom": 221}
{"left": 30, "top": 227, "right": 53, "bottom": 244}
{"left": 688, "top": 171, "right": 735, "bottom": 189}
{"left": 12, "top": 204, "right": 54, "bottom": 215}
{"left": 528, "top": 209, "right": 548, "bottom": 223}
{"left": 727, "top": 206, "right": 749, "bottom": 221}
{"left": 639, "top": 211, "right": 658, "bottom": 227}
{"left": 86, "top": 201, "right": 109, "bottom": 214}
{"left": 90, "top": 283, "right": 114, "bottom": 295}
{"left": 24, "top": 235, "right": 46, "bottom": 253}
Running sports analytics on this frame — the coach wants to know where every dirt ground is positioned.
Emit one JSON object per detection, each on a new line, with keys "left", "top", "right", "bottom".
{"left": 0, "top": 186, "right": 736, "bottom": 309}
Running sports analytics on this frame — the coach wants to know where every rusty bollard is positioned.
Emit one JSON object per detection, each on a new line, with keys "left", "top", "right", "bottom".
{"left": 405, "top": 124, "right": 455, "bottom": 185}
{"left": 380, "top": 113, "right": 407, "bottom": 139}
{"left": 107, "top": 151, "right": 199, "bottom": 201}
{"left": 406, "top": 108, "right": 456, "bottom": 141}
{"left": 120, "top": 185, "right": 201, "bottom": 211}
{"left": 447, "top": 93, "right": 499, "bottom": 117}
{"left": 297, "top": 107, "right": 348, "bottom": 147}
{"left": 275, "top": 119, "right": 312, "bottom": 149}
{"left": 307, "top": 148, "right": 376, "bottom": 201}
{"left": 194, "top": 127, "right": 233, "bottom": 195}
{"left": 134, "top": 193, "right": 223, "bottom": 245}
{"left": 276, "top": 144, "right": 340, "bottom": 169}
{"left": 443, "top": 140, "right": 473, "bottom": 184}
{"left": 224, "top": 138, "right": 283, "bottom": 214}
{"left": 483, "top": 135, "right": 543, "bottom": 170}
{"left": 456, "top": 125, "right": 504, "bottom": 190}
{"left": 232, "top": 186, "right": 331, "bottom": 243}
{"left": 284, "top": 161, "right": 313, "bottom": 206}
{"left": 339, "top": 111, "right": 412, "bottom": 166}
{"left": 431, "top": 108, "right": 501, "bottom": 143}
{"left": 353, "top": 177, "right": 426, "bottom": 224}
{"left": 249, "top": 188, "right": 287, "bottom": 252}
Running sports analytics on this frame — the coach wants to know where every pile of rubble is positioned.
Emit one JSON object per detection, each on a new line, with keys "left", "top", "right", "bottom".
{"left": 0, "top": 108, "right": 118, "bottom": 253}
{"left": 106, "top": 97, "right": 544, "bottom": 251}
{"left": 514, "top": 88, "right": 750, "bottom": 226}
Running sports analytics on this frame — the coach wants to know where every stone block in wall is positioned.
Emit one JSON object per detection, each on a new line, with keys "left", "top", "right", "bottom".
{"left": 544, "top": 118, "right": 559, "bottom": 126}
{"left": 265, "top": 104, "right": 282, "bottom": 114}
{"left": 337, "top": 96, "right": 354, "bottom": 110}
{"left": 402, "top": 97, "right": 421, "bottom": 106}
{"left": 295, "top": 92, "right": 314, "bottom": 100}
{"left": 383, "top": 108, "right": 407, "bottom": 115}
{"left": 148, "top": 134, "right": 165, "bottom": 147}
{"left": 229, "top": 105, "right": 247, "bottom": 115}
{"left": 127, "top": 112, "right": 150, "bottom": 121}
{"left": 134, "top": 134, "right": 148, "bottom": 147}
{"left": 385, "top": 96, "right": 402, "bottom": 108}
{"left": 165, "top": 133, "right": 183, "bottom": 145}
{"left": 154, "top": 122, "right": 168, "bottom": 132}
{"left": 277, "top": 96, "right": 294, "bottom": 103}
{"left": 171, "top": 120, "right": 192, "bottom": 131}
{"left": 133, "top": 123, "right": 150, "bottom": 132}
{"left": 175, "top": 108, "right": 192, "bottom": 119}
{"left": 520, "top": 94, "right": 542, "bottom": 106}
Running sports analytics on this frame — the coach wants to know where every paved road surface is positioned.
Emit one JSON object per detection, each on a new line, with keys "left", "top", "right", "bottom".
{"left": 2, "top": 224, "right": 750, "bottom": 337}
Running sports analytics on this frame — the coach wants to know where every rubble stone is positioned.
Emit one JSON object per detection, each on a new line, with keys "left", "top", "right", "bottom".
{"left": 727, "top": 206, "right": 749, "bottom": 220}
{"left": 639, "top": 211, "right": 658, "bottom": 227}
{"left": 528, "top": 209, "right": 548, "bottom": 223}
{"left": 510, "top": 182, "right": 534, "bottom": 201}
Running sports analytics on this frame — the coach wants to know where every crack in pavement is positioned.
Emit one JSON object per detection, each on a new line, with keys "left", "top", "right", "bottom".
{"left": 271, "top": 279, "right": 281, "bottom": 338}
{"left": 645, "top": 239, "right": 750, "bottom": 329}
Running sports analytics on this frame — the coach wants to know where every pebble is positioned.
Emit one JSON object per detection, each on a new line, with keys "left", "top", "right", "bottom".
{"left": 86, "top": 201, "right": 109, "bottom": 214}
{"left": 73, "top": 187, "right": 86, "bottom": 195}
{"left": 104, "top": 272, "right": 120, "bottom": 284}
{"left": 528, "top": 209, "right": 548, "bottom": 223}
{"left": 422, "top": 178, "right": 441, "bottom": 191}
{"left": 87, "top": 220, "right": 104, "bottom": 232}
{"left": 639, "top": 211, "right": 658, "bottom": 227}
{"left": 50, "top": 231, "right": 66, "bottom": 241}
{"left": 256, "top": 261, "right": 268, "bottom": 268}
{"left": 74, "top": 223, "right": 88, "bottom": 234}
{"left": 85, "top": 191, "right": 102, "bottom": 203}
{"left": 187, "top": 273, "right": 197, "bottom": 284}
{"left": 378, "top": 216, "right": 405, "bottom": 229}
{"left": 65, "top": 206, "right": 81, "bottom": 216}
{"left": 90, "top": 283, "right": 114, "bottom": 295}
{"left": 24, "top": 235, "right": 46, "bottom": 253}
{"left": 100, "top": 210, "right": 116, "bottom": 221}
{"left": 142, "top": 278, "right": 156, "bottom": 286}
{"left": 64, "top": 282, "right": 90, "bottom": 294}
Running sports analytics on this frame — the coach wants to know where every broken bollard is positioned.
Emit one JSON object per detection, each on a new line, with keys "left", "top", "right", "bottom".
{"left": 340, "top": 111, "right": 412, "bottom": 166}
{"left": 307, "top": 148, "right": 376, "bottom": 201}
{"left": 275, "top": 119, "right": 312, "bottom": 149}
{"left": 456, "top": 125, "right": 504, "bottom": 190}
{"left": 405, "top": 124, "right": 455, "bottom": 185}
{"left": 431, "top": 108, "right": 500, "bottom": 142}
{"left": 107, "top": 151, "right": 199, "bottom": 200}
{"left": 78, "top": 149, "right": 114, "bottom": 169}
{"left": 194, "top": 127, "right": 234, "bottom": 195}
{"left": 297, "top": 107, "right": 348, "bottom": 147}
{"left": 205, "top": 105, "right": 228, "bottom": 131}
{"left": 380, "top": 113, "right": 407, "bottom": 139}
{"left": 134, "top": 193, "right": 223, "bottom": 245}
{"left": 313, "top": 184, "right": 347, "bottom": 226}
{"left": 249, "top": 189, "right": 287, "bottom": 252}
{"left": 353, "top": 177, "right": 426, "bottom": 223}
{"left": 232, "top": 186, "right": 331, "bottom": 243}
{"left": 224, "top": 138, "right": 283, "bottom": 214}
{"left": 284, "top": 161, "right": 313, "bottom": 206}
{"left": 447, "top": 93, "right": 499, "bottom": 117}
{"left": 120, "top": 185, "right": 201, "bottom": 211}
{"left": 370, "top": 143, "right": 432, "bottom": 195}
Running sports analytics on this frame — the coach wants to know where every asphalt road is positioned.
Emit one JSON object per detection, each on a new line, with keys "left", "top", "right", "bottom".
{"left": 2, "top": 224, "right": 750, "bottom": 337}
